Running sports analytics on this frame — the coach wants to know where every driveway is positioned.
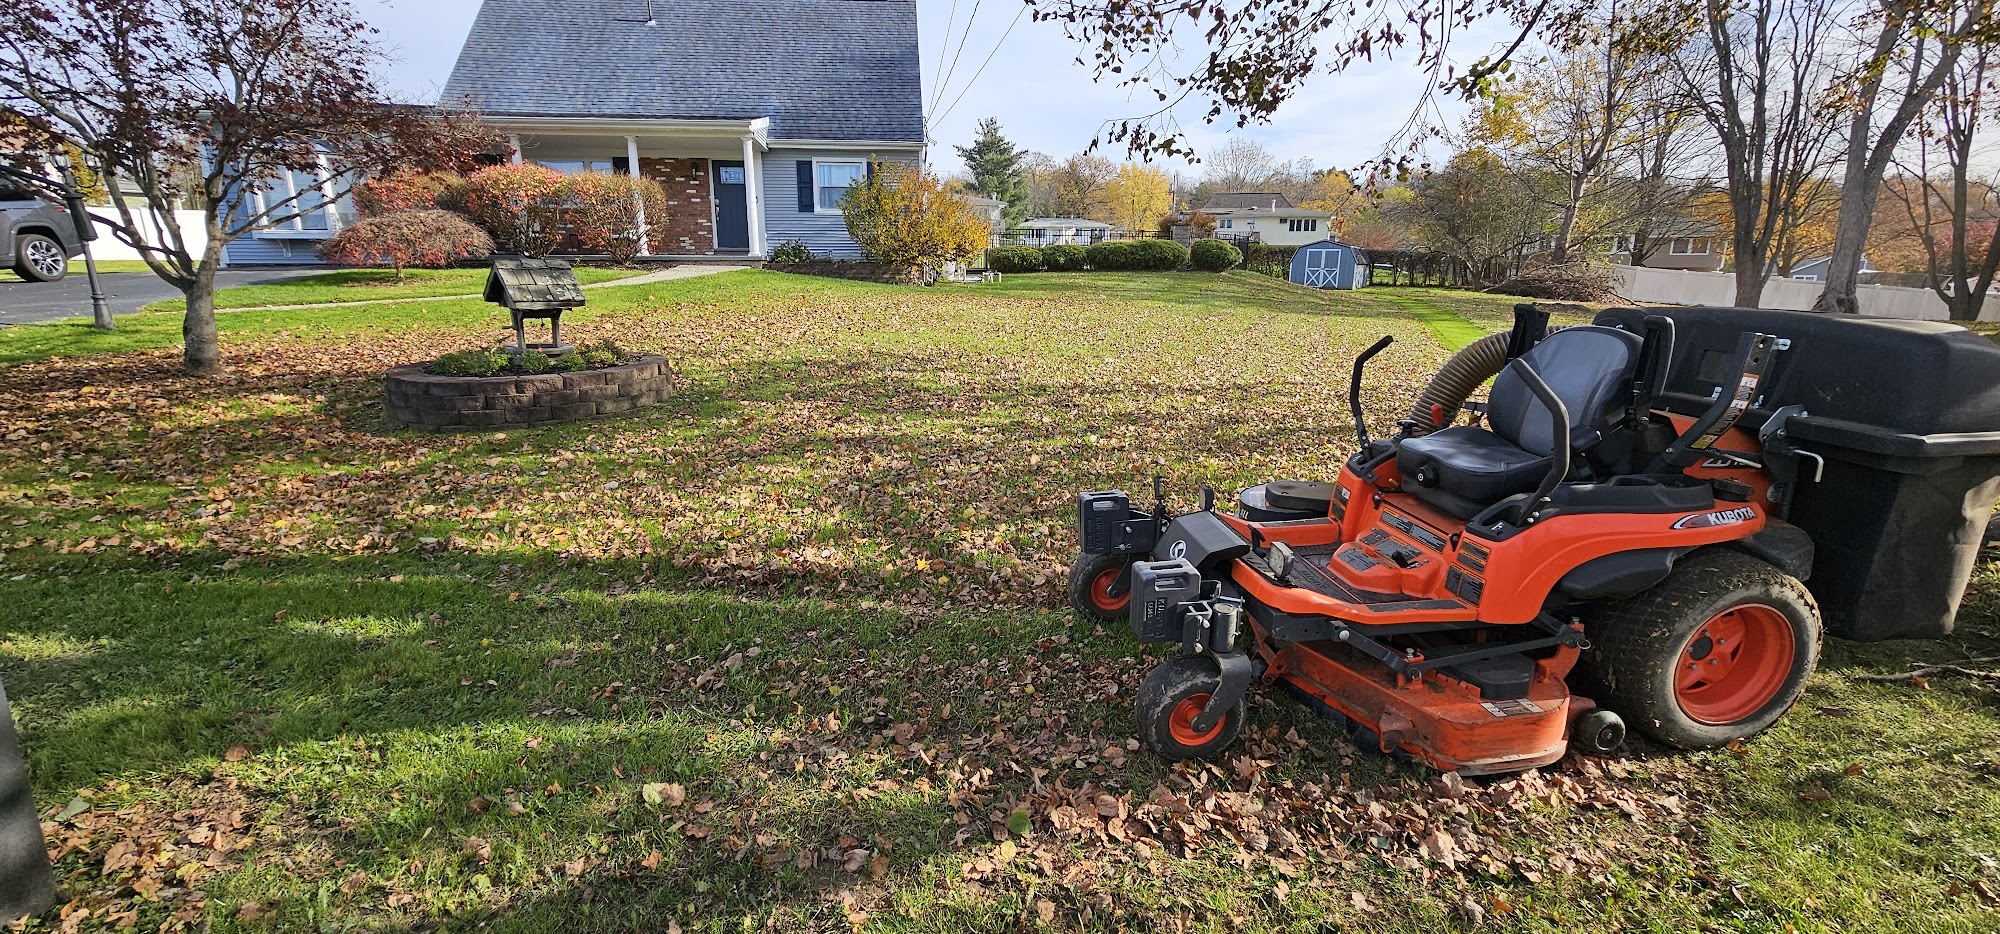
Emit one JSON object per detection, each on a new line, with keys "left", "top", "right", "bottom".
{"left": 0, "top": 266, "right": 328, "bottom": 326}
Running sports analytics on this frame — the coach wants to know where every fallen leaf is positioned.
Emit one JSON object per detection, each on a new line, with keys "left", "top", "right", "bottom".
{"left": 224, "top": 743, "right": 255, "bottom": 762}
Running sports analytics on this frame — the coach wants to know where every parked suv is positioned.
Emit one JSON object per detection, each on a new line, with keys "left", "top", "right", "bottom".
{"left": 0, "top": 179, "right": 86, "bottom": 282}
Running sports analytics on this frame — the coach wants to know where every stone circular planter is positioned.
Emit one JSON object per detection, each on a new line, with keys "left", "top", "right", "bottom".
{"left": 384, "top": 355, "right": 675, "bottom": 431}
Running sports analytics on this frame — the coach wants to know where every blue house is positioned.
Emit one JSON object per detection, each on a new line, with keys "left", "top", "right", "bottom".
{"left": 1289, "top": 240, "right": 1369, "bottom": 290}
{"left": 222, "top": 0, "right": 925, "bottom": 266}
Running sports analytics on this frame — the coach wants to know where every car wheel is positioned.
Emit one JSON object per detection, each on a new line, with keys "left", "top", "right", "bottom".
{"left": 14, "top": 234, "right": 68, "bottom": 282}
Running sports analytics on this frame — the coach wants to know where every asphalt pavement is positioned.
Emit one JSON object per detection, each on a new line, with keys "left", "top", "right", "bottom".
{"left": 0, "top": 266, "right": 327, "bottom": 326}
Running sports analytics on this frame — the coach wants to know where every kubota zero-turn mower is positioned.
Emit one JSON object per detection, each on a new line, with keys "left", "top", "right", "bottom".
{"left": 1069, "top": 304, "right": 2000, "bottom": 774}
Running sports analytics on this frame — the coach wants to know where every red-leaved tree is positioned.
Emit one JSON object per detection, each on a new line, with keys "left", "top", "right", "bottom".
{"left": 563, "top": 173, "right": 668, "bottom": 262}
{"left": 317, "top": 210, "right": 494, "bottom": 281}
{"left": 353, "top": 172, "right": 470, "bottom": 218}
{"left": 0, "top": 0, "right": 500, "bottom": 374}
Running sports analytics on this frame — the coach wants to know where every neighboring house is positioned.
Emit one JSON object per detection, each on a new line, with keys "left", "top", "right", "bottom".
{"left": 1009, "top": 218, "right": 1114, "bottom": 246}
{"left": 1788, "top": 255, "right": 1878, "bottom": 283}
{"left": 222, "top": 0, "right": 925, "bottom": 266}
{"left": 1608, "top": 231, "right": 1727, "bottom": 272}
{"left": 1197, "top": 192, "right": 1335, "bottom": 247}
{"left": 961, "top": 193, "right": 1005, "bottom": 232}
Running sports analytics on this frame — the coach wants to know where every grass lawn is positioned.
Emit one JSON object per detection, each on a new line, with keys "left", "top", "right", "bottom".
{"left": 137, "top": 266, "right": 649, "bottom": 314}
{"left": 0, "top": 260, "right": 157, "bottom": 283}
{"left": 1, "top": 270, "right": 1996, "bottom": 932}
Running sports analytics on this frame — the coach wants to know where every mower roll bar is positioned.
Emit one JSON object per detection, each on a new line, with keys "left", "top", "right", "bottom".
{"left": 1504, "top": 357, "right": 1571, "bottom": 526}
{"left": 1350, "top": 335, "right": 1395, "bottom": 450}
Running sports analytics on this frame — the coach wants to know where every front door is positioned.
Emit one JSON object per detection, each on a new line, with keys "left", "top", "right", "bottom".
{"left": 713, "top": 160, "right": 749, "bottom": 252}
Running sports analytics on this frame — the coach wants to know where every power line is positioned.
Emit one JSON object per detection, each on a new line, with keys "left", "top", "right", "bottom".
{"left": 929, "top": 0, "right": 961, "bottom": 115}
{"left": 932, "top": 4, "right": 1027, "bottom": 129}
{"left": 929, "top": 0, "right": 986, "bottom": 120}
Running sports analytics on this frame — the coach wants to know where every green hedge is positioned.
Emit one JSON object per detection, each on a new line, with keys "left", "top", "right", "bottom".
{"left": 1085, "top": 239, "right": 1189, "bottom": 271}
{"left": 1189, "top": 238, "right": 1243, "bottom": 272}
{"left": 986, "top": 245, "right": 1044, "bottom": 273}
{"left": 1243, "top": 243, "right": 1298, "bottom": 279}
{"left": 1042, "top": 244, "right": 1089, "bottom": 271}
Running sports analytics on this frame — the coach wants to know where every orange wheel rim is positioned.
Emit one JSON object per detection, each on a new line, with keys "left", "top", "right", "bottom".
{"left": 1089, "top": 567, "right": 1129, "bottom": 613}
{"left": 1167, "top": 693, "right": 1224, "bottom": 746}
{"left": 1674, "top": 603, "right": 1796, "bottom": 725}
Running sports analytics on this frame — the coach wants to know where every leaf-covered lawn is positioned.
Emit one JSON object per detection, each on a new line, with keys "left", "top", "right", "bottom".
{"left": 137, "top": 265, "right": 649, "bottom": 314}
{"left": 1, "top": 270, "right": 1996, "bottom": 932}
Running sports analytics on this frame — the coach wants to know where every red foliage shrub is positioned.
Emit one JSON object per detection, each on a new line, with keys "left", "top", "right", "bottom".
{"left": 563, "top": 173, "right": 669, "bottom": 262}
{"left": 463, "top": 164, "right": 567, "bottom": 256}
{"left": 353, "top": 172, "right": 468, "bottom": 218}
{"left": 317, "top": 210, "right": 495, "bottom": 279}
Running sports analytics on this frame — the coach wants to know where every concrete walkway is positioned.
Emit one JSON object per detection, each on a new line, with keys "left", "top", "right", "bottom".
{"left": 210, "top": 263, "right": 754, "bottom": 313}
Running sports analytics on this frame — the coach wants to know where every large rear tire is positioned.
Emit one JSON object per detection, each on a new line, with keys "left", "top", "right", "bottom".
{"left": 1066, "top": 552, "right": 1132, "bottom": 625}
{"left": 1580, "top": 549, "right": 1821, "bottom": 749}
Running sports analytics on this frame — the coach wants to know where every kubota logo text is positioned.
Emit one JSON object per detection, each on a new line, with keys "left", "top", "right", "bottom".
{"left": 1672, "top": 507, "right": 1758, "bottom": 530}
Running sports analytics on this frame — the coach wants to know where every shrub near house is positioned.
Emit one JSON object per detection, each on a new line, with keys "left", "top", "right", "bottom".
{"left": 317, "top": 211, "right": 494, "bottom": 280}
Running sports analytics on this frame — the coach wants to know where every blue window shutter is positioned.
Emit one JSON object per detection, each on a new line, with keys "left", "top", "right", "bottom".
{"left": 796, "top": 161, "right": 814, "bottom": 212}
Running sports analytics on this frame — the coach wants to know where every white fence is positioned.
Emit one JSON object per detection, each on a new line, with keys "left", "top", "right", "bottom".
{"left": 79, "top": 208, "right": 210, "bottom": 264}
{"left": 1610, "top": 264, "right": 2000, "bottom": 322}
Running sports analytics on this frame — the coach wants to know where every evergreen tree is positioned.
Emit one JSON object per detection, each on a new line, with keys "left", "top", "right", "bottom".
{"left": 954, "top": 117, "right": 1030, "bottom": 226}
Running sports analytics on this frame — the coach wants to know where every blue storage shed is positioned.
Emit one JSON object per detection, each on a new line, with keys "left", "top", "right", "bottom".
{"left": 1288, "top": 240, "right": 1369, "bottom": 289}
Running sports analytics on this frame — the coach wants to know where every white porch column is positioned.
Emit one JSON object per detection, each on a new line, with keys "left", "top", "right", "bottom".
{"left": 625, "top": 135, "right": 650, "bottom": 257}
{"left": 741, "top": 136, "right": 764, "bottom": 258}
{"left": 509, "top": 135, "right": 523, "bottom": 165}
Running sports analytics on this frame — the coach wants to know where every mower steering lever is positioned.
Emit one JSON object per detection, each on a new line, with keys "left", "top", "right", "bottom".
{"left": 1350, "top": 335, "right": 1396, "bottom": 450}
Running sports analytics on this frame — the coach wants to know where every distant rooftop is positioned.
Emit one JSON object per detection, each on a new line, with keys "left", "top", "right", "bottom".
{"left": 1200, "top": 192, "right": 1296, "bottom": 211}
{"left": 1020, "top": 217, "right": 1114, "bottom": 228}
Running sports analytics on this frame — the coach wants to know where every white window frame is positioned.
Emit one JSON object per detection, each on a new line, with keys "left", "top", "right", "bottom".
{"left": 1670, "top": 237, "right": 1711, "bottom": 256}
{"left": 1218, "top": 218, "right": 1232, "bottom": 229}
{"left": 813, "top": 159, "right": 867, "bottom": 214}
{"left": 249, "top": 153, "right": 343, "bottom": 239}
{"left": 1288, "top": 218, "right": 1319, "bottom": 233}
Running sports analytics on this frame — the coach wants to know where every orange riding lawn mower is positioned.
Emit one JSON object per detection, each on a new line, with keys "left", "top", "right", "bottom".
{"left": 1068, "top": 304, "right": 2000, "bottom": 774}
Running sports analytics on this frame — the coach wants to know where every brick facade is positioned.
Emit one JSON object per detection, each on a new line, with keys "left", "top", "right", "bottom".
{"left": 638, "top": 157, "right": 714, "bottom": 255}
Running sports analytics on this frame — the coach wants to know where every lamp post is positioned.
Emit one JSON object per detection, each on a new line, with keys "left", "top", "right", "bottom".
{"left": 51, "top": 155, "right": 114, "bottom": 331}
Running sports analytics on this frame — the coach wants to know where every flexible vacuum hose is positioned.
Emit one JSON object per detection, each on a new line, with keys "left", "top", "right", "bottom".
{"left": 1405, "top": 332, "right": 1512, "bottom": 434}
{"left": 1404, "top": 327, "right": 1569, "bottom": 434}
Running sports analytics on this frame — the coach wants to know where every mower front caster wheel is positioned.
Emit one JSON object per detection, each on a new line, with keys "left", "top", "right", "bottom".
{"left": 1136, "top": 655, "right": 1244, "bottom": 761}
{"left": 1067, "top": 552, "right": 1133, "bottom": 624}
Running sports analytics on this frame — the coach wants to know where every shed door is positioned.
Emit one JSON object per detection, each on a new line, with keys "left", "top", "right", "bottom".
{"left": 1299, "top": 246, "right": 1341, "bottom": 288}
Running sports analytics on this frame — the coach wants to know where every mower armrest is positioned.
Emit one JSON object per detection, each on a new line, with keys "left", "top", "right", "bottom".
{"left": 1502, "top": 358, "right": 1571, "bottom": 525}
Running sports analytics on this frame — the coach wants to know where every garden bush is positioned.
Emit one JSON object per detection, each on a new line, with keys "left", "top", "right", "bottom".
{"left": 1084, "top": 240, "right": 1134, "bottom": 270}
{"left": 986, "top": 245, "right": 1044, "bottom": 273}
{"left": 839, "top": 160, "right": 989, "bottom": 283}
{"left": 432, "top": 347, "right": 510, "bottom": 377}
{"left": 547, "top": 351, "right": 589, "bottom": 372}
{"left": 1188, "top": 238, "right": 1243, "bottom": 272}
{"left": 353, "top": 172, "right": 467, "bottom": 218}
{"left": 578, "top": 338, "right": 626, "bottom": 367}
{"left": 563, "top": 172, "right": 669, "bottom": 262}
{"left": 1042, "top": 244, "right": 1088, "bottom": 271}
{"left": 464, "top": 164, "right": 567, "bottom": 256}
{"left": 1126, "top": 239, "right": 1191, "bottom": 271}
{"left": 316, "top": 210, "right": 494, "bottom": 280}
{"left": 770, "top": 239, "right": 814, "bottom": 264}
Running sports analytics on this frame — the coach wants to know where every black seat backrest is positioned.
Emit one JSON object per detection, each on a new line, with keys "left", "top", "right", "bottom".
{"left": 1487, "top": 326, "right": 1643, "bottom": 456}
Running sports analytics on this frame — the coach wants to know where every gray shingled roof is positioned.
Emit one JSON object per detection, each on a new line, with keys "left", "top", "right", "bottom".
{"left": 441, "top": 0, "right": 924, "bottom": 142}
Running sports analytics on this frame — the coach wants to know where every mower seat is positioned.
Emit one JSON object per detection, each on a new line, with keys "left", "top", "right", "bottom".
{"left": 1398, "top": 326, "right": 1643, "bottom": 519}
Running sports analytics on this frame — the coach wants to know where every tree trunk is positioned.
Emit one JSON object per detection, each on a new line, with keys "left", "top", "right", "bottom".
{"left": 181, "top": 241, "right": 225, "bottom": 375}
{"left": 1810, "top": 151, "right": 1880, "bottom": 315}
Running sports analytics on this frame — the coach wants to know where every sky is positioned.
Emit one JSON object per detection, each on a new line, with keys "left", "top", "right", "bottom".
{"left": 355, "top": 0, "right": 1514, "bottom": 178}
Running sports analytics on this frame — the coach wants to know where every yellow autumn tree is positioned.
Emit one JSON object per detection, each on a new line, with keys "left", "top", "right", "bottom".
{"left": 1101, "top": 163, "right": 1172, "bottom": 235}
{"left": 839, "top": 160, "right": 989, "bottom": 284}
